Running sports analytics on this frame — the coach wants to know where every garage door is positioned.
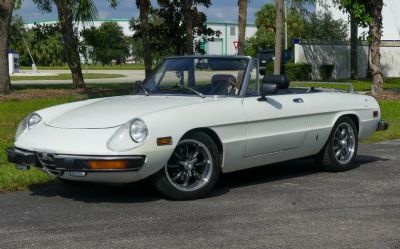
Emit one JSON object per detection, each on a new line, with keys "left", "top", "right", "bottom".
{"left": 207, "top": 39, "right": 223, "bottom": 55}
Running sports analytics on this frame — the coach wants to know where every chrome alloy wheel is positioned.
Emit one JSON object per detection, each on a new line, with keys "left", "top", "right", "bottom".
{"left": 165, "top": 139, "right": 213, "bottom": 192}
{"left": 333, "top": 122, "right": 356, "bottom": 164}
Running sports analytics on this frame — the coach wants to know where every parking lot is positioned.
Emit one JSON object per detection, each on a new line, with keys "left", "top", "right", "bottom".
{"left": 1, "top": 140, "right": 400, "bottom": 249}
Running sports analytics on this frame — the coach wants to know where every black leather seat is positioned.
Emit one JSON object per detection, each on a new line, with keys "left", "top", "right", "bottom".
{"left": 209, "top": 74, "right": 238, "bottom": 95}
{"left": 262, "top": 75, "right": 292, "bottom": 94}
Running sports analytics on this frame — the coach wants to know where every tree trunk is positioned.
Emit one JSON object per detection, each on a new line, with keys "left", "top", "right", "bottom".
{"left": 350, "top": 14, "right": 358, "bottom": 80}
{"left": 369, "top": 0, "right": 384, "bottom": 95}
{"left": 55, "top": 0, "right": 85, "bottom": 89}
{"left": 237, "top": 0, "right": 248, "bottom": 56}
{"left": 273, "top": 0, "right": 284, "bottom": 75}
{"left": 0, "top": 0, "right": 13, "bottom": 95}
{"left": 138, "top": 0, "right": 152, "bottom": 79}
{"left": 182, "top": 0, "right": 194, "bottom": 55}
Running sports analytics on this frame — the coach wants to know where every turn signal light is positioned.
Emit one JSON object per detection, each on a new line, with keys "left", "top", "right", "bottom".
{"left": 87, "top": 160, "right": 129, "bottom": 169}
{"left": 157, "top": 137, "right": 172, "bottom": 146}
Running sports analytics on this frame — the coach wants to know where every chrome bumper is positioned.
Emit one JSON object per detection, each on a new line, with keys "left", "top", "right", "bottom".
{"left": 376, "top": 120, "right": 389, "bottom": 131}
{"left": 6, "top": 147, "right": 146, "bottom": 176}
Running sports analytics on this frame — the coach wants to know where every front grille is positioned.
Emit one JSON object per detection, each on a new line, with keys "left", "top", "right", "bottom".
{"left": 37, "top": 152, "right": 61, "bottom": 176}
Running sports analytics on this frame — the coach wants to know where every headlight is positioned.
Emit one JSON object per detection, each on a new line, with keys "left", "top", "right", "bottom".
{"left": 107, "top": 119, "right": 148, "bottom": 152}
{"left": 14, "top": 113, "right": 42, "bottom": 141}
{"left": 130, "top": 119, "right": 148, "bottom": 143}
{"left": 28, "top": 113, "right": 42, "bottom": 130}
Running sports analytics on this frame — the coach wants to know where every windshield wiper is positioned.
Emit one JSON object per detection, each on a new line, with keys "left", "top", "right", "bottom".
{"left": 135, "top": 81, "right": 149, "bottom": 96}
{"left": 175, "top": 84, "right": 205, "bottom": 98}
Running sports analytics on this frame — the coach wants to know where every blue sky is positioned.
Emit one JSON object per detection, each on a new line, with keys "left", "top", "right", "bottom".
{"left": 15, "top": 0, "right": 281, "bottom": 23}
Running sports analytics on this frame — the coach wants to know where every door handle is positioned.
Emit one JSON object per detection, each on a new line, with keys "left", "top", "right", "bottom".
{"left": 293, "top": 98, "right": 304, "bottom": 103}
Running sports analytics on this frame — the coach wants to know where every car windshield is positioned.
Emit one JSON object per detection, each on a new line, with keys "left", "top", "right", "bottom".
{"left": 143, "top": 57, "right": 249, "bottom": 96}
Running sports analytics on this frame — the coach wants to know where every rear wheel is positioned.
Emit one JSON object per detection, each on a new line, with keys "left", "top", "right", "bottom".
{"left": 152, "top": 132, "right": 220, "bottom": 200}
{"left": 317, "top": 117, "right": 358, "bottom": 172}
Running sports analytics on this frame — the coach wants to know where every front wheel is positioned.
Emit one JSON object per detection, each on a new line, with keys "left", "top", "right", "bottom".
{"left": 317, "top": 117, "right": 358, "bottom": 172}
{"left": 152, "top": 132, "right": 221, "bottom": 200}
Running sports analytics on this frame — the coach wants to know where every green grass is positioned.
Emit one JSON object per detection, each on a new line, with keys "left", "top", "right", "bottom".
{"left": 11, "top": 73, "right": 125, "bottom": 81}
{"left": 292, "top": 78, "right": 400, "bottom": 91}
{"left": 0, "top": 84, "right": 134, "bottom": 192}
{"left": 0, "top": 83, "right": 399, "bottom": 191}
{"left": 0, "top": 97, "right": 79, "bottom": 191}
{"left": 19, "top": 63, "right": 145, "bottom": 71}
{"left": 364, "top": 100, "right": 400, "bottom": 143}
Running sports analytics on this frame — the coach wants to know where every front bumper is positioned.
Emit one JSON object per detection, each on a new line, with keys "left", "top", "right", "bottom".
{"left": 376, "top": 119, "right": 389, "bottom": 131}
{"left": 6, "top": 147, "right": 146, "bottom": 176}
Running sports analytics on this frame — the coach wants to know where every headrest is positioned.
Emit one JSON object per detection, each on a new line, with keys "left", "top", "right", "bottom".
{"left": 211, "top": 74, "right": 237, "bottom": 85}
{"left": 262, "top": 75, "right": 290, "bottom": 89}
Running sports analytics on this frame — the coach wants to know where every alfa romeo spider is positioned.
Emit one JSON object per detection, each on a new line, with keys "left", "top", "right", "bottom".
{"left": 7, "top": 56, "right": 388, "bottom": 200}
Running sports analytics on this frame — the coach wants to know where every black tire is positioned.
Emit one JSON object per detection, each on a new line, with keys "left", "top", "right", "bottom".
{"left": 152, "top": 132, "right": 221, "bottom": 200}
{"left": 317, "top": 117, "right": 358, "bottom": 172}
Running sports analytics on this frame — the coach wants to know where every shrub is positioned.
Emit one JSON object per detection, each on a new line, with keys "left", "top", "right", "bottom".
{"left": 319, "top": 64, "right": 334, "bottom": 80}
{"left": 265, "top": 63, "right": 312, "bottom": 81}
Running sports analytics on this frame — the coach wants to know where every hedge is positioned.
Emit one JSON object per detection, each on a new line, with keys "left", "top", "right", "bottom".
{"left": 265, "top": 63, "right": 312, "bottom": 81}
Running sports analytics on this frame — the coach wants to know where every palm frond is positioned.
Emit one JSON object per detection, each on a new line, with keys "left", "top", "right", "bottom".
{"left": 74, "top": 0, "right": 99, "bottom": 24}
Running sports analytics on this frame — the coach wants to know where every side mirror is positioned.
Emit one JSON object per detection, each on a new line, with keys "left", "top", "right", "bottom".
{"left": 258, "top": 83, "right": 278, "bottom": 101}
{"left": 259, "top": 68, "right": 266, "bottom": 76}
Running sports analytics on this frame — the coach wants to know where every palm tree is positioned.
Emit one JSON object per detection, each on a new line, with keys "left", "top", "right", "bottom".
{"left": 369, "top": 0, "right": 384, "bottom": 94}
{"left": 237, "top": 0, "right": 248, "bottom": 55}
{"left": 182, "top": 0, "right": 194, "bottom": 55}
{"left": 136, "top": 0, "right": 152, "bottom": 79}
{"left": 273, "top": 0, "right": 284, "bottom": 75}
{"left": 34, "top": 0, "right": 99, "bottom": 89}
{"left": 0, "top": 0, "right": 14, "bottom": 95}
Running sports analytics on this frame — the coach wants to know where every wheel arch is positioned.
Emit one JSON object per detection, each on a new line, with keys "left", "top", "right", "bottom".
{"left": 181, "top": 127, "right": 224, "bottom": 167}
{"left": 339, "top": 114, "right": 360, "bottom": 133}
{"left": 318, "top": 112, "right": 360, "bottom": 155}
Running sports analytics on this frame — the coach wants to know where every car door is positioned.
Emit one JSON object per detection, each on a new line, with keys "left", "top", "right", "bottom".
{"left": 242, "top": 94, "right": 310, "bottom": 157}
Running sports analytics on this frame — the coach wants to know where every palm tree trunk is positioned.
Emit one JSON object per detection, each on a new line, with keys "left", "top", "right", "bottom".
{"left": 182, "top": 0, "right": 194, "bottom": 55}
{"left": 237, "top": 0, "right": 248, "bottom": 56}
{"left": 350, "top": 14, "right": 358, "bottom": 80}
{"left": 369, "top": 0, "right": 384, "bottom": 95}
{"left": 0, "top": 0, "right": 13, "bottom": 95}
{"left": 55, "top": 0, "right": 85, "bottom": 89}
{"left": 138, "top": 0, "right": 152, "bottom": 79}
{"left": 274, "top": 0, "right": 284, "bottom": 75}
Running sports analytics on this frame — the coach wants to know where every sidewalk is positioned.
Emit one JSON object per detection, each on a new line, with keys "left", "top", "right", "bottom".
{"left": 11, "top": 70, "right": 146, "bottom": 85}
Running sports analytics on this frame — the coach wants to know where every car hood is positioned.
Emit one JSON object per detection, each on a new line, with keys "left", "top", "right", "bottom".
{"left": 45, "top": 95, "right": 210, "bottom": 129}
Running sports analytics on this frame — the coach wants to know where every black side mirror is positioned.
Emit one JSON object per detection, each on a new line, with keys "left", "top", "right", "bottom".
{"left": 258, "top": 83, "right": 278, "bottom": 101}
{"left": 259, "top": 68, "right": 266, "bottom": 76}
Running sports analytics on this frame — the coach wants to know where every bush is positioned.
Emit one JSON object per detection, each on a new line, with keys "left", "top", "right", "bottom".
{"left": 319, "top": 64, "right": 334, "bottom": 80}
{"left": 265, "top": 63, "right": 312, "bottom": 81}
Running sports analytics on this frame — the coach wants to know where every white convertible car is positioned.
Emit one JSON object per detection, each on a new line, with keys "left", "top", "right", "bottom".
{"left": 7, "top": 56, "right": 388, "bottom": 200}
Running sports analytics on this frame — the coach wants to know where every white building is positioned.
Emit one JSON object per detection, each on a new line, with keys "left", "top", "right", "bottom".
{"left": 316, "top": 0, "right": 400, "bottom": 41}
{"left": 205, "top": 21, "right": 257, "bottom": 55}
{"left": 25, "top": 19, "right": 257, "bottom": 56}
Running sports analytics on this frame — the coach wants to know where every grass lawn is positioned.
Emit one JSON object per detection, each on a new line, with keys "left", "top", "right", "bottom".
{"left": 11, "top": 73, "right": 125, "bottom": 81}
{"left": 0, "top": 83, "right": 399, "bottom": 192}
{"left": 19, "top": 63, "right": 145, "bottom": 71}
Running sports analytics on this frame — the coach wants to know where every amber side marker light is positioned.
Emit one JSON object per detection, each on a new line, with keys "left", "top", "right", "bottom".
{"left": 157, "top": 137, "right": 172, "bottom": 146}
{"left": 87, "top": 160, "right": 129, "bottom": 170}
{"left": 373, "top": 111, "right": 379, "bottom": 118}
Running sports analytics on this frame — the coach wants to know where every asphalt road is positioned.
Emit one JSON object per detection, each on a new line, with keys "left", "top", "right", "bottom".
{"left": 1, "top": 141, "right": 400, "bottom": 249}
